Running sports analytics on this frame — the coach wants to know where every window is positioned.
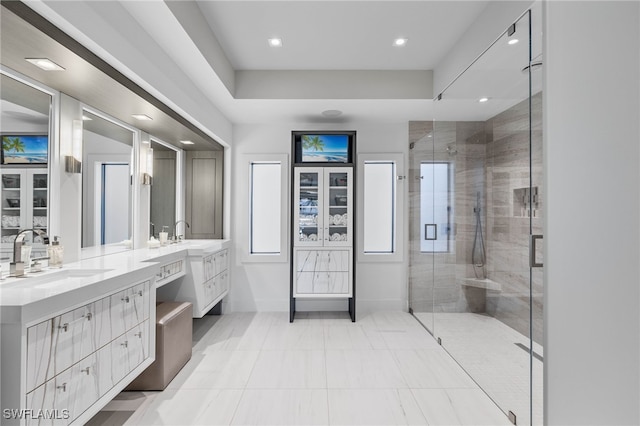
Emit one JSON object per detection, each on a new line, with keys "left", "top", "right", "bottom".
{"left": 420, "top": 162, "right": 452, "bottom": 252}
{"left": 250, "top": 162, "right": 281, "bottom": 253}
{"left": 244, "top": 154, "right": 289, "bottom": 262}
{"left": 357, "top": 153, "right": 404, "bottom": 262}
{"left": 363, "top": 162, "right": 395, "bottom": 253}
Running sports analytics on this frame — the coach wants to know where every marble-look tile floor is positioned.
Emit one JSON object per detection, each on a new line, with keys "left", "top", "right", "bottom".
{"left": 87, "top": 311, "right": 510, "bottom": 425}
{"left": 414, "top": 312, "right": 543, "bottom": 426}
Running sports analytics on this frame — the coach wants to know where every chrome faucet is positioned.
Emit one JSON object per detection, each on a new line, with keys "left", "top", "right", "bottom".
{"left": 10, "top": 229, "right": 50, "bottom": 277}
{"left": 172, "top": 220, "right": 190, "bottom": 242}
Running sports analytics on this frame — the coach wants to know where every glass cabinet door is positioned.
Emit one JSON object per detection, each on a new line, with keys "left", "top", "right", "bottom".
{"left": 325, "top": 170, "right": 352, "bottom": 246}
{"left": 1, "top": 172, "right": 24, "bottom": 243}
{"left": 295, "top": 169, "right": 322, "bottom": 245}
{"left": 31, "top": 172, "right": 48, "bottom": 235}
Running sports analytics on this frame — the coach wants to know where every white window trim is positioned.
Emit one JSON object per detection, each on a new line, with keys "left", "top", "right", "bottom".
{"left": 241, "top": 153, "right": 289, "bottom": 263}
{"left": 357, "top": 153, "right": 405, "bottom": 263}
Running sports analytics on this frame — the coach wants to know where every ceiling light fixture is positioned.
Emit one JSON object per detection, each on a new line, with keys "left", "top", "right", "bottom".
{"left": 180, "top": 140, "right": 195, "bottom": 145}
{"left": 321, "top": 109, "right": 342, "bottom": 118}
{"left": 132, "top": 114, "right": 153, "bottom": 121}
{"left": 25, "top": 58, "right": 65, "bottom": 71}
{"left": 508, "top": 38, "right": 519, "bottom": 45}
{"left": 393, "top": 38, "right": 408, "bottom": 47}
{"left": 268, "top": 38, "right": 283, "bottom": 47}
{"left": 478, "top": 97, "right": 489, "bottom": 103}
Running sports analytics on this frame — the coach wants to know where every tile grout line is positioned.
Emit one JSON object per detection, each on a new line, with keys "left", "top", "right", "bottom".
{"left": 227, "top": 314, "right": 273, "bottom": 426}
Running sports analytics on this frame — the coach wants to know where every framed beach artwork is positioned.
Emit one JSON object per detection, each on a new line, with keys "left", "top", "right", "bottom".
{"left": 1, "top": 134, "right": 48, "bottom": 165}
{"left": 292, "top": 131, "right": 355, "bottom": 164}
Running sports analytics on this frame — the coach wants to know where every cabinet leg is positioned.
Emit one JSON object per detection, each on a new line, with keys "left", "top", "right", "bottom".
{"left": 349, "top": 297, "right": 356, "bottom": 322}
{"left": 289, "top": 298, "right": 296, "bottom": 323}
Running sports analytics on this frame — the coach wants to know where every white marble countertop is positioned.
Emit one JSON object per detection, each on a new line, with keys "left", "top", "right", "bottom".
{"left": 0, "top": 239, "right": 230, "bottom": 325}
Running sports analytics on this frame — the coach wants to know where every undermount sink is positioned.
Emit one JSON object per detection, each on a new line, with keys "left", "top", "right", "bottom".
{"left": 65, "top": 269, "right": 114, "bottom": 277}
{"left": 1, "top": 268, "right": 115, "bottom": 286}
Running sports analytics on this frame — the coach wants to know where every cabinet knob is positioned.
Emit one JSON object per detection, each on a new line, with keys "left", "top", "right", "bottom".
{"left": 58, "top": 323, "right": 69, "bottom": 332}
{"left": 134, "top": 332, "right": 142, "bottom": 338}
{"left": 121, "top": 296, "right": 130, "bottom": 303}
{"left": 85, "top": 312, "right": 93, "bottom": 321}
{"left": 121, "top": 341, "right": 128, "bottom": 348}
{"left": 81, "top": 367, "right": 91, "bottom": 375}
{"left": 57, "top": 383, "right": 67, "bottom": 392}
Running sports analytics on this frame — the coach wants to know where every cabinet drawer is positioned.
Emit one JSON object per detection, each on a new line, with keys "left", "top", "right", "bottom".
{"left": 66, "top": 353, "right": 100, "bottom": 423}
{"left": 295, "top": 272, "right": 350, "bottom": 295}
{"left": 108, "top": 320, "right": 149, "bottom": 386}
{"left": 203, "top": 254, "right": 215, "bottom": 281}
{"left": 296, "top": 250, "right": 349, "bottom": 272}
{"left": 111, "top": 281, "right": 150, "bottom": 337}
{"left": 26, "top": 305, "right": 94, "bottom": 391}
{"left": 214, "top": 249, "right": 229, "bottom": 273}
{"left": 217, "top": 271, "right": 229, "bottom": 297}
{"left": 26, "top": 367, "right": 72, "bottom": 426}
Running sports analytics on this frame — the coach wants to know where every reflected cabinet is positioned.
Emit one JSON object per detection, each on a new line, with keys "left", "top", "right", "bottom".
{"left": 293, "top": 167, "right": 353, "bottom": 298}
{"left": 1, "top": 168, "right": 48, "bottom": 246}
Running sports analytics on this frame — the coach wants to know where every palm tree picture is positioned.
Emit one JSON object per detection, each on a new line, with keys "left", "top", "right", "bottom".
{"left": 2, "top": 136, "right": 26, "bottom": 154}
{"left": 302, "top": 135, "right": 325, "bottom": 152}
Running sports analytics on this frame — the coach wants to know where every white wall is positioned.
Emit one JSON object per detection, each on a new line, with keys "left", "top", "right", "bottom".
{"left": 544, "top": 2, "right": 640, "bottom": 424}
{"left": 229, "top": 121, "right": 408, "bottom": 314}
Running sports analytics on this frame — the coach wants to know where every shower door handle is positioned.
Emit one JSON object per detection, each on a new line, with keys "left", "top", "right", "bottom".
{"left": 425, "top": 224, "right": 437, "bottom": 240}
{"left": 529, "top": 234, "right": 543, "bottom": 268}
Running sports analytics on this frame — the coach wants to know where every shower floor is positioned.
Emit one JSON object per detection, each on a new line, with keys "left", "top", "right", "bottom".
{"left": 413, "top": 312, "right": 543, "bottom": 426}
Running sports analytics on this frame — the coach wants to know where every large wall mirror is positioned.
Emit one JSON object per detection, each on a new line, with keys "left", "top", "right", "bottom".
{"left": 2, "top": 3, "right": 225, "bottom": 263}
{"left": 81, "top": 109, "right": 134, "bottom": 251}
{"left": 0, "top": 70, "right": 53, "bottom": 259}
{"left": 150, "top": 138, "right": 179, "bottom": 238}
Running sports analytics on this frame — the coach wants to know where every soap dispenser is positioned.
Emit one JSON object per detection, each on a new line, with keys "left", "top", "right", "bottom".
{"left": 159, "top": 226, "right": 169, "bottom": 245}
{"left": 48, "top": 236, "right": 64, "bottom": 268}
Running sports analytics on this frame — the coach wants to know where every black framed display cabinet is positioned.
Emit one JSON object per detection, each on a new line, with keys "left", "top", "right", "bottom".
{"left": 290, "top": 131, "right": 356, "bottom": 322}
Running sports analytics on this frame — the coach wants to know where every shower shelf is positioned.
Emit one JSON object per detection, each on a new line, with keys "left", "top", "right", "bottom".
{"left": 462, "top": 278, "right": 501, "bottom": 291}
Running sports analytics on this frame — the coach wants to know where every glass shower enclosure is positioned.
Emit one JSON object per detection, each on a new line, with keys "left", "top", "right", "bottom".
{"left": 409, "top": 8, "right": 543, "bottom": 425}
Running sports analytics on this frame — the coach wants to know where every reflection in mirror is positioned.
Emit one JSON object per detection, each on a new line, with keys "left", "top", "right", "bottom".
{"left": 149, "top": 139, "right": 177, "bottom": 238}
{"left": 0, "top": 72, "right": 51, "bottom": 261}
{"left": 81, "top": 109, "right": 134, "bottom": 250}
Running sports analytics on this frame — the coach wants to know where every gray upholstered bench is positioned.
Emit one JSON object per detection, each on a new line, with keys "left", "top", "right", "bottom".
{"left": 126, "top": 301, "right": 193, "bottom": 391}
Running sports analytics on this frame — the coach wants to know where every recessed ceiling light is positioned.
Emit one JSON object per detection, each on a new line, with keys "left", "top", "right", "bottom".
{"left": 180, "top": 140, "right": 195, "bottom": 145}
{"left": 268, "top": 38, "right": 283, "bottom": 47}
{"left": 82, "top": 115, "right": 92, "bottom": 121}
{"left": 132, "top": 114, "right": 153, "bottom": 121}
{"left": 393, "top": 38, "right": 408, "bottom": 47}
{"left": 25, "top": 58, "right": 65, "bottom": 71}
{"left": 478, "top": 97, "right": 489, "bottom": 103}
{"left": 508, "top": 38, "right": 519, "bottom": 45}
{"left": 322, "top": 109, "right": 342, "bottom": 118}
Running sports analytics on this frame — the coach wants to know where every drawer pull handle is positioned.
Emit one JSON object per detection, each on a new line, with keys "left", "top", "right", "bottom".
{"left": 134, "top": 332, "right": 142, "bottom": 338}
{"left": 59, "top": 323, "right": 69, "bottom": 332}
{"left": 122, "top": 296, "right": 130, "bottom": 303}
{"left": 57, "top": 383, "right": 67, "bottom": 392}
{"left": 137, "top": 290, "right": 143, "bottom": 297}
{"left": 86, "top": 312, "right": 92, "bottom": 321}
{"left": 121, "top": 341, "right": 128, "bottom": 348}
{"left": 81, "top": 367, "right": 91, "bottom": 375}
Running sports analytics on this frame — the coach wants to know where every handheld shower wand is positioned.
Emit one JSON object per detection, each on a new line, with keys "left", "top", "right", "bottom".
{"left": 471, "top": 192, "right": 487, "bottom": 279}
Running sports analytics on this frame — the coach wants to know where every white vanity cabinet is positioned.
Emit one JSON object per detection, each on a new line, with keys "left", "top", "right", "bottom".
{"left": 293, "top": 168, "right": 353, "bottom": 298}
{"left": 156, "top": 246, "right": 230, "bottom": 318}
{"left": 16, "top": 279, "right": 153, "bottom": 426}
